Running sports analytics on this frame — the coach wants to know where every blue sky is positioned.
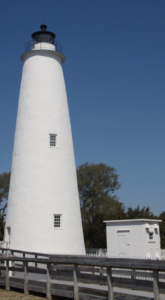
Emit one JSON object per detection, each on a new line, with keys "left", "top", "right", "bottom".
{"left": 0, "top": 0, "right": 165, "bottom": 216}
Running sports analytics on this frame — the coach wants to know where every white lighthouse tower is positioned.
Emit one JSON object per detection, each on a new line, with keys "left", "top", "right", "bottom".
{"left": 5, "top": 24, "right": 85, "bottom": 255}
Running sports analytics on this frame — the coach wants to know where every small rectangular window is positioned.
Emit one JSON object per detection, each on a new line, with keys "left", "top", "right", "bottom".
{"left": 50, "top": 134, "right": 57, "bottom": 147}
{"left": 54, "top": 215, "right": 61, "bottom": 228}
{"left": 149, "top": 232, "right": 153, "bottom": 240}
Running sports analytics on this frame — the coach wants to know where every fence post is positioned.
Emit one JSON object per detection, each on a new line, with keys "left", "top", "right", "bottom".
{"left": 99, "top": 267, "right": 104, "bottom": 285}
{"left": 12, "top": 260, "right": 15, "bottom": 276}
{"left": 24, "top": 261, "right": 29, "bottom": 295}
{"left": 5, "top": 260, "right": 10, "bottom": 291}
{"left": 46, "top": 263, "right": 51, "bottom": 300}
{"left": 131, "top": 269, "right": 136, "bottom": 280}
{"left": 23, "top": 253, "right": 25, "bottom": 267}
{"left": 35, "top": 254, "right": 37, "bottom": 268}
{"left": 153, "top": 270, "right": 160, "bottom": 300}
{"left": 11, "top": 251, "right": 15, "bottom": 276}
{"left": 73, "top": 264, "right": 79, "bottom": 300}
{"left": 107, "top": 267, "right": 113, "bottom": 300}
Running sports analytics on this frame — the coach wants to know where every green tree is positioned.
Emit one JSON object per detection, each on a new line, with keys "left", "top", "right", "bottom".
{"left": 77, "top": 163, "right": 124, "bottom": 248}
{"left": 159, "top": 211, "right": 165, "bottom": 249}
{"left": 125, "top": 205, "right": 156, "bottom": 219}
{"left": 0, "top": 172, "right": 10, "bottom": 240}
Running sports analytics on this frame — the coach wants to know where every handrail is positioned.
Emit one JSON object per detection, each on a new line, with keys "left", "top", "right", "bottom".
{"left": 0, "top": 247, "right": 165, "bottom": 268}
{"left": 25, "top": 40, "right": 62, "bottom": 53}
{"left": 0, "top": 248, "right": 164, "bottom": 300}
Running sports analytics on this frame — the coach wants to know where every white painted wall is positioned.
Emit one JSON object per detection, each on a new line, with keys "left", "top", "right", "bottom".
{"left": 104, "top": 219, "right": 161, "bottom": 258}
{"left": 5, "top": 43, "right": 85, "bottom": 255}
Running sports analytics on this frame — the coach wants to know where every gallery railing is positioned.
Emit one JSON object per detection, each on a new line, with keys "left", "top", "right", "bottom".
{"left": 25, "top": 40, "right": 63, "bottom": 53}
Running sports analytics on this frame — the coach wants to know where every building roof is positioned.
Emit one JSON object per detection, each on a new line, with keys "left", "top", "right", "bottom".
{"left": 104, "top": 219, "right": 161, "bottom": 223}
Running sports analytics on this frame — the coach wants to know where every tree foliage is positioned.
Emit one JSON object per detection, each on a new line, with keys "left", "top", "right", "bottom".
{"left": 159, "top": 211, "right": 165, "bottom": 249}
{"left": 125, "top": 205, "right": 156, "bottom": 219}
{"left": 0, "top": 172, "right": 10, "bottom": 204}
{"left": 77, "top": 163, "right": 124, "bottom": 248}
{"left": 0, "top": 172, "right": 10, "bottom": 240}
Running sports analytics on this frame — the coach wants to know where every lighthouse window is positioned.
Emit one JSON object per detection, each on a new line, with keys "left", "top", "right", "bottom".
{"left": 54, "top": 215, "right": 61, "bottom": 228}
{"left": 50, "top": 134, "right": 57, "bottom": 147}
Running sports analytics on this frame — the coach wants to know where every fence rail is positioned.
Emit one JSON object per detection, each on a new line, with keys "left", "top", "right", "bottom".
{"left": 0, "top": 248, "right": 165, "bottom": 300}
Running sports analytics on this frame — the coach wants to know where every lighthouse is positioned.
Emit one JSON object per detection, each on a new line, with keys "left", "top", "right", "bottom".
{"left": 5, "top": 24, "right": 85, "bottom": 255}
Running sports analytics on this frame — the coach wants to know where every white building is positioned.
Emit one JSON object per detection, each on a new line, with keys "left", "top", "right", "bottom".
{"left": 5, "top": 24, "right": 85, "bottom": 255}
{"left": 104, "top": 219, "right": 161, "bottom": 258}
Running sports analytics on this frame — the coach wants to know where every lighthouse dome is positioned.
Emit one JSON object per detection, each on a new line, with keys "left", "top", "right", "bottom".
{"left": 31, "top": 23, "right": 56, "bottom": 51}
{"left": 32, "top": 23, "right": 56, "bottom": 44}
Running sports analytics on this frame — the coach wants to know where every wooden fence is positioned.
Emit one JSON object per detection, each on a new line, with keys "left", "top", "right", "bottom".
{"left": 0, "top": 248, "right": 165, "bottom": 300}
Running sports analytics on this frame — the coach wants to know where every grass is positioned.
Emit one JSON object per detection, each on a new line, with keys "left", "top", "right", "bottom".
{"left": 0, "top": 287, "right": 68, "bottom": 300}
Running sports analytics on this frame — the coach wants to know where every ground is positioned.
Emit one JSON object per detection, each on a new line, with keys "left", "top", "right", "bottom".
{"left": 0, "top": 288, "right": 65, "bottom": 300}
{"left": 0, "top": 289, "right": 44, "bottom": 299}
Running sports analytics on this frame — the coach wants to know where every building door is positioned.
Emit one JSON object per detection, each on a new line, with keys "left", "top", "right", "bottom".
{"left": 118, "top": 234, "right": 128, "bottom": 255}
